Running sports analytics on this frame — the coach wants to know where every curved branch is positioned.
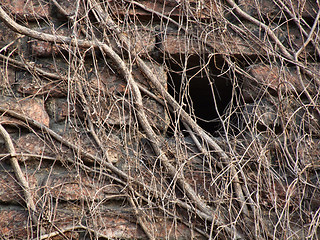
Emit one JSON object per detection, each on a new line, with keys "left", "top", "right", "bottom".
{"left": 225, "top": 0, "right": 294, "bottom": 60}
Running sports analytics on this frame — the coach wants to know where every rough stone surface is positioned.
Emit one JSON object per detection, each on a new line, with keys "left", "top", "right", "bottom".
{"left": 0, "top": 172, "right": 38, "bottom": 204}
{"left": 238, "top": 0, "right": 318, "bottom": 20}
{"left": 45, "top": 98, "right": 83, "bottom": 122}
{"left": 0, "top": 209, "right": 30, "bottom": 239}
{"left": 15, "top": 133, "right": 54, "bottom": 158}
{"left": 47, "top": 174, "right": 120, "bottom": 201}
{"left": 0, "top": 66, "right": 15, "bottom": 93}
{"left": 16, "top": 68, "right": 67, "bottom": 97}
{"left": 110, "top": 0, "right": 220, "bottom": 20}
{"left": 0, "top": 96, "right": 50, "bottom": 127}
{"left": 241, "top": 64, "right": 306, "bottom": 102}
{"left": 1, "top": 0, "right": 50, "bottom": 21}
{"left": 0, "top": 22, "right": 18, "bottom": 53}
{"left": 0, "top": 0, "right": 319, "bottom": 239}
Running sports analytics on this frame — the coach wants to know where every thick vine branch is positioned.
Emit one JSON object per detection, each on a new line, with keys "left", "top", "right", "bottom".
{"left": 0, "top": 124, "right": 37, "bottom": 219}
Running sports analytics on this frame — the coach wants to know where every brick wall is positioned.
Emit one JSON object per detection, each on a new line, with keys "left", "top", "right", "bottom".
{"left": 0, "top": 0, "right": 319, "bottom": 239}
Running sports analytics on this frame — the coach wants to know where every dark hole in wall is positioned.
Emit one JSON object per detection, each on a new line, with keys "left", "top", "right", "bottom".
{"left": 166, "top": 56, "right": 233, "bottom": 135}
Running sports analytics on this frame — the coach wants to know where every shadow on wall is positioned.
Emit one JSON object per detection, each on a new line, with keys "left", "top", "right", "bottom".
{"left": 167, "top": 55, "right": 233, "bottom": 135}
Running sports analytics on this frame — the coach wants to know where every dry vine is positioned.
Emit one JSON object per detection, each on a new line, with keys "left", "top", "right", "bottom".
{"left": 0, "top": 0, "right": 319, "bottom": 239}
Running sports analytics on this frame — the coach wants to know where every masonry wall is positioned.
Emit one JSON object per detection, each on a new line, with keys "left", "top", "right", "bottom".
{"left": 0, "top": 0, "right": 319, "bottom": 239}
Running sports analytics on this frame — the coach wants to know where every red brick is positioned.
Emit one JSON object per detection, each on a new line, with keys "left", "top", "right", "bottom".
{"left": 0, "top": 171, "right": 38, "bottom": 204}
{"left": 1, "top": 0, "right": 50, "bottom": 21}
{"left": 248, "top": 64, "right": 302, "bottom": 92}
{"left": 28, "top": 28, "right": 72, "bottom": 57}
{"left": 0, "top": 22, "right": 18, "bottom": 53}
{"left": 128, "top": 27, "right": 156, "bottom": 56}
{"left": 0, "top": 209, "right": 30, "bottom": 239}
{"left": 0, "top": 66, "right": 15, "bottom": 90}
{"left": 45, "top": 98, "right": 83, "bottom": 122}
{"left": 88, "top": 214, "right": 146, "bottom": 239}
{"left": 30, "top": 41, "right": 55, "bottom": 57}
{"left": 0, "top": 96, "right": 50, "bottom": 127}
{"left": 109, "top": 0, "right": 220, "bottom": 20}
{"left": 242, "top": 64, "right": 304, "bottom": 101}
{"left": 15, "top": 133, "right": 54, "bottom": 158}
{"left": 48, "top": 174, "right": 120, "bottom": 201}
{"left": 17, "top": 77, "right": 66, "bottom": 97}
{"left": 162, "top": 28, "right": 265, "bottom": 57}
{"left": 238, "top": 0, "right": 318, "bottom": 20}
{"left": 52, "top": 0, "right": 85, "bottom": 20}
{"left": 88, "top": 210, "right": 202, "bottom": 239}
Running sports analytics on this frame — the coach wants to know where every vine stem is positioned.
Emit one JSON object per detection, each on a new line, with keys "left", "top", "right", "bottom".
{"left": 0, "top": 124, "right": 37, "bottom": 220}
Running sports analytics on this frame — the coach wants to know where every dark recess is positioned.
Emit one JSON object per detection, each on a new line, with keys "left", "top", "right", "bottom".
{"left": 167, "top": 56, "right": 233, "bottom": 135}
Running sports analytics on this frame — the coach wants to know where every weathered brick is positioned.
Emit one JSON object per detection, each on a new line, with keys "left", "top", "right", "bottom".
{"left": 45, "top": 98, "right": 83, "bottom": 122}
{"left": 0, "top": 172, "right": 38, "bottom": 204}
{"left": 47, "top": 174, "right": 120, "bottom": 201}
{"left": 143, "top": 97, "right": 169, "bottom": 133}
{"left": 1, "top": 0, "right": 50, "bottom": 21}
{"left": 17, "top": 77, "right": 66, "bottom": 97}
{"left": 109, "top": 0, "right": 220, "bottom": 20}
{"left": 238, "top": 0, "right": 318, "bottom": 20}
{"left": 29, "top": 40, "right": 56, "bottom": 57}
{"left": 88, "top": 209, "right": 203, "bottom": 239}
{"left": 0, "top": 209, "right": 30, "bottom": 239}
{"left": 87, "top": 213, "right": 146, "bottom": 239}
{"left": 242, "top": 64, "right": 303, "bottom": 101}
{"left": 52, "top": 0, "right": 85, "bottom": 20}
{"left": 0, "top": 66, "right": 15, "bottom": 92}
{"left": 0, "top": 96, "right": 50, "bottom": 127}
{"left": 28, "top": 28, "right": 72, "bottom": 57}
{"left": 162, "top": 27, "right": 265, "bottom": 57}
{"left": 15, "top": 133, "right": 54, "bottom": 158}
{"left": 161, "top": 31, "right": 201, "bottom": 56}
{"left": 128, "top": 27, "right": 156, "bottom": 56}
{"left": 16, "top": 66, "right": 67, "bottom": 97}
{"left": 0, "top": 22, "right": 18, "bottom": 53}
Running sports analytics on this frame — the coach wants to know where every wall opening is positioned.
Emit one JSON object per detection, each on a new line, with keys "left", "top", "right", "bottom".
{"left": 166, "top": 56, "right": 233, "bottom": 136}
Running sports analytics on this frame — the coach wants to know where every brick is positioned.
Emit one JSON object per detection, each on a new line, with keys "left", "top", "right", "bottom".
{"left": 0, "top": 171, "right": 37, "bottom": 205}
{"left": 0, "top": 209, "right": 30, "bottom": 239}
{"left": 264, "top": 178, "right": 298, "bottom": 208}
{"left": 1, "top": 0, "right": 50, "bottom": 21}
{"left": 28, "top": 28, "right": 72, "bottom": 57}
{"left": 52, "top": 0, "right": 85, "bottom": 20}
{"left": 109, "top": 0, "right": 220, "bottom": 20}
{"left": 143, "top": 97, "right": 169, "bottom": 133}
{"left": 161, "top": 31, "right": 201, "bottom": 56}
{"left": 0, "top": 66, "right": 15, "bottom": 92}
{"left": 45, "top": 98, "right": 83, "bottom": 122}
{"left": 0, "top": 96, "right": 50, "bottom": 127}
{"left": 88, "top": 209, "right": 203, "bottom": 239}
{"left": 0, "top": 173, "right": 25, "bottom": 203}
{"left": 16, "top": 66, "right": 67, "bottom": 97}
{"left": 47, "top": 174, "right": 120, "bottom": 201}
{"left": 0, "top": 172, "right": 38, "bottom": 204}
{"left": 161, "top": 26, "right": 265, "bottom": 57}
{"left": 242, "top": 64, "right": 303, "bottom": 101}
{"left": 128, "top": 27, "right": 156, "bottom": 56}
{"left": 17, "top": 77, "right": 66, "bottom": 97}
{"left": 15, "top": 133, "right": 54, "bottom": 158}
{"left": 0, "top": 22, "right": 18, "bottom": 53}
{"left": 49, "top": 204, "right": 83, "bottom": 229}
{"left": 87, "top": 213, "right": 146, "bottom": 239}
{"left": 29, "top": 41, "right": 56, "bottom": 57}
{"left": 241, "top": 100, "right": 278, "bottom": 130}
{"left": 238, "top": 0, "right": 318, "bottom": 20}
